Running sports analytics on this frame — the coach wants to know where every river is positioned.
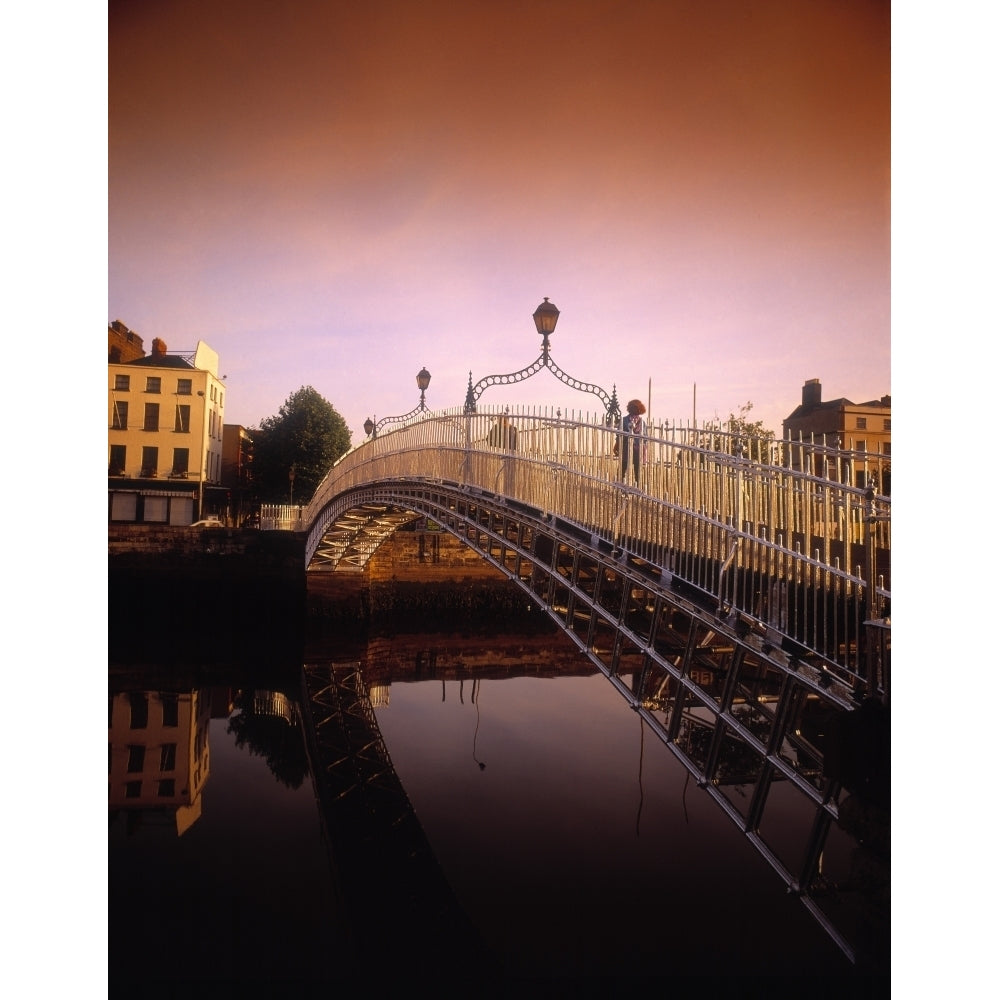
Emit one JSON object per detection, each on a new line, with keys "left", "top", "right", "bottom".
{"left": 108, "top": 613, "right": 887, "bottom": 994}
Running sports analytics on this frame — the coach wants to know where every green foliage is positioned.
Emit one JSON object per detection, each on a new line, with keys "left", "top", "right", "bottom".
{"left": 709, "top": 401, "right": 775, "bottom": 461}
{"left": 252, "top": 386, "right": 351, "bottom": 503}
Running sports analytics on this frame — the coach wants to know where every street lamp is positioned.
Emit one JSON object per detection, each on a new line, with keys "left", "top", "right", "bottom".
{"left": 464, "top": 297, "right": 620, "bottom": 424}
{"left": 532, "top": 296, "right": 560, "bottom": 359}
{"left": 366, "top": 367, "right": 432, "bottom": 437}
{"left": 416, "top": 366, "right": 431, "bottom": 405}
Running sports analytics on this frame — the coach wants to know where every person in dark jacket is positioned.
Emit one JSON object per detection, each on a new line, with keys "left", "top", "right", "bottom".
{"left": 619, "top": 398, "right": 645, "bottom": 483}
{"left": 488, "top": 414, "right": 517, "bottom": 451}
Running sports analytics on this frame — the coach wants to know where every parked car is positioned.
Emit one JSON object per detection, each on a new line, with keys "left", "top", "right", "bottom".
{"left": 190, "top": 516, "right": 223, "bottom": 528}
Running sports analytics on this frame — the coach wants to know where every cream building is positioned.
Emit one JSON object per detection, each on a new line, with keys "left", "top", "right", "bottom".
{"left": 108, "top": 329, "right": 227, "bottom": 523}
{"left": 782, "top": 378, "right": 891, "bottom": 492}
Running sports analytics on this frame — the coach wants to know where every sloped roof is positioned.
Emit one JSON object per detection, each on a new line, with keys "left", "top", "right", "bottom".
{"left": 784, "top": 397, "right": 852, "bottom": 421}
{"left": 124, "top": 353, "right": 195, "bottom": 370}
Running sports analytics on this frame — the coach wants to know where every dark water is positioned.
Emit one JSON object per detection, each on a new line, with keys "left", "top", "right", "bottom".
{"left": 109, "top": 626, "right": 888, "bottom": 994}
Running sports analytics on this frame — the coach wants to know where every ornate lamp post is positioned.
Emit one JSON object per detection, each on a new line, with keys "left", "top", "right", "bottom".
{"left": 463, "top": 298, "right": 620, "bottom": 424}
{"left": 288, "top": 463, "right": 295, "bottom": 505}
{"left": 366, "top": 367, "right": 432, "bottom": 438}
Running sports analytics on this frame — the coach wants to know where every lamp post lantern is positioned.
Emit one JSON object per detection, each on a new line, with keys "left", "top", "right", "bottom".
{"left": 532, "top": 296, "right": 560, "bottom": 360}
{"left": 367, "top": 367, "right": 432, "bottom": 437}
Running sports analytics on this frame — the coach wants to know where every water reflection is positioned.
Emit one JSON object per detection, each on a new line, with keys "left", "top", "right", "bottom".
{"left": 109, "top": 630, "right": 886, "bottom": 988}
{"left": 108, "top": 687, "right": 220, "bottom": 837}
{"left": 108, "top": 672, "right": 352, "bottom": 994}
{"left": 227, "top": 689, "right": 308, "bottom": 789}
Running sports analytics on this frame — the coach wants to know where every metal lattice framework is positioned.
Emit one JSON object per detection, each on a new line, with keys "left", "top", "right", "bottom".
{"left": 309, "top": 503, "right": 420, "bottom": 572}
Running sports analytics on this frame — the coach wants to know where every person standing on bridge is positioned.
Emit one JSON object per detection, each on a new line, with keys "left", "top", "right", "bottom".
{"left": 488, "top": 413, "right": 518, "bottom": 498}
{"left": 617, "top": 398, "right": 646, "bottom": 483}
{"left": 488, "top": 414, "right": 517, "bottom": 451}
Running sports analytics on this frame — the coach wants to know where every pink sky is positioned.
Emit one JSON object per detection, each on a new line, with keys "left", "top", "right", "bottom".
{"left": 109, "top": 0, "right": 890, "bottom": 438}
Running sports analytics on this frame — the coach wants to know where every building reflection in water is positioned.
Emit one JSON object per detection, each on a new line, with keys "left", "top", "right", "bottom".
{"left": 108, "top": 688, "right": 222, "bottom": 837}
{"left": 109, "top": 682, "right": 309, "bottom": 838}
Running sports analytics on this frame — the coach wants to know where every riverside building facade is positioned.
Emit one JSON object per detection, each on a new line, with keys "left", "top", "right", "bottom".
{"left": 108, "top": 323, "right": 227, "bottom": 523}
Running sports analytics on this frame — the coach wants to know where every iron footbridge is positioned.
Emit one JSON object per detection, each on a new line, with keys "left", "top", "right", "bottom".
{"left": 280, "top": 407, "right": 890, "bottom": 969}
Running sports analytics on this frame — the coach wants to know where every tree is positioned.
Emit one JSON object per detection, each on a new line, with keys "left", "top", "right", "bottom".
{"left": 709, "top": 401, "right": 775, "bottom": 462}
{"left": 252, "top": 386, "right": 351, "bottom": 503}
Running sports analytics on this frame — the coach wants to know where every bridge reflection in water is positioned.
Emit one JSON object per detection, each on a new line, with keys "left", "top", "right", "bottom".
{"left": 109, "top": 609, "right": 887, "bottom": 987}
{"left": 281, "top": 409, "right": 890, "bottom": 969}
{"left": 302, "top": 651, "right": 887, "bottom": 975}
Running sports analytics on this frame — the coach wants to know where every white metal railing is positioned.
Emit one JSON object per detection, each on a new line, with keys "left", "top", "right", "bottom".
{"left": 303, "top": 406, "right": 889, "bottom": 556}
{"left": 260, "top": 504, "right": 305, "bottom": 531}
{"left": 293, "top": 406, "right": 889, "bottom": 671}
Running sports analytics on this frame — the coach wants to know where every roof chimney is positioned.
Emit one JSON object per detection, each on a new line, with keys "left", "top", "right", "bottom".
{"left": 151, "top": 338, "right": 167, "bottom": 356}
{"left": 802, "top": 378, "right": 821, "bottom": 407}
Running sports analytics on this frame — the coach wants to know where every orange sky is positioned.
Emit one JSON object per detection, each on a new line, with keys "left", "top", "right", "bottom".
{"left": 109, "top": 0, "right": 890, "bottom": 436}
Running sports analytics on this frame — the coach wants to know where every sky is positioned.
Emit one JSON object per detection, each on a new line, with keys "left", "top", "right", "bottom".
{"left": 108, "top": 0, "right": 891, "bottom": 439}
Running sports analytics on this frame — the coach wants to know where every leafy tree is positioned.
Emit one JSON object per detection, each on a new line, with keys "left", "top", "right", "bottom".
{"left": 709, "top": 401, "right": 775, "bottom": 462}
{"left": 252, "top": 386, "right": 351, "bottom": 503}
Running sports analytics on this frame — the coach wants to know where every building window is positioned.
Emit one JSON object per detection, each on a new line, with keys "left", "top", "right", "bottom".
{"left": 157, "top": 779, "right": 176, "bottom": 797}
{"left": 176, "top": 378, "right": 192, "bottom": 395}
{"left": 856, "top": 417, "right": 867, "bottom": 429}
{"left": 143, "top": 402, "right": 159, "bottom": 431}
{"left": 126, "top": 745, "right": 145, "bottom": 773}
{"left": 883, "top": 419, "right": 891, "bottom": 431}
{"left": 129, "top": 693, "right": 148, "bottom": 729}
{"left": 112, "top": 400, "right": 128, "bottom": 430}
{"left": 146, "top": 376, "right": 161, "bottom": 393}
{"left": 141, "top": 446, "right": 158, "bottom": 477}
{"left": 160, "top": 744, "right": 177, "bottom": 771}
{"left": 855, "top": 440, "right": 867, "bottom": 453}
{"left": 109, "top": 444, "right": 126, "bottom": 476}
{"left": 883, "top": 442, "right": 891, "bottom": 456}
{"left": 125, "top": 781, "right": 142, "bottom": 799}
{"left": 114, "top": 374, "right": 130, "bottom": 391}
{"left": 161, "top": 694, "right": 179, "bottom": 727}
{"left": 171, "top": 448, "right": 189, "bottom": 476}
{"left": 174, "top": 404, "right": 190, "bottom": 433}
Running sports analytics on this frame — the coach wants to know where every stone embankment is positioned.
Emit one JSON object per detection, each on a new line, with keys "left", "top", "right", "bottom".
{"left": 305, "top": 527, "right": 551, "bottom": 637}
{"left": 109, "top": 524, "right": 548, "bottom": 669}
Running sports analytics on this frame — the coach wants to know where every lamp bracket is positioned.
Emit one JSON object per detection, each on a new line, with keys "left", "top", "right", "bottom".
{"left": 464, "top": 352, "right": 620, "bottom": 425}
